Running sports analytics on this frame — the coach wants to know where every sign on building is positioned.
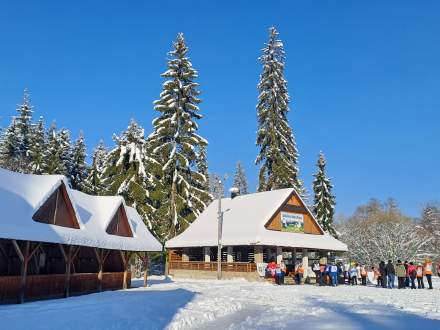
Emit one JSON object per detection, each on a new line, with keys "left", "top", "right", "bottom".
{"left": 281, "top": 212, "right": 304, "bottom": 233}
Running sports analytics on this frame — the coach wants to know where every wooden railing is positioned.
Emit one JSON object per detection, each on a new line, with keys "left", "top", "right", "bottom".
{"left": 169, "top": 261, "right": 257, "bottom": 273}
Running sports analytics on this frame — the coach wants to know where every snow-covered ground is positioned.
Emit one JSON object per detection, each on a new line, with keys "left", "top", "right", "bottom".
{"left": 0, "top": 276, "right": 439, "bottom": 330}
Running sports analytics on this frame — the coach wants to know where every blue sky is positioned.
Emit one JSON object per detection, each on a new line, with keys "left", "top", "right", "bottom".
{"left": 0, "top": 1, "right": 439, "bottom": 217}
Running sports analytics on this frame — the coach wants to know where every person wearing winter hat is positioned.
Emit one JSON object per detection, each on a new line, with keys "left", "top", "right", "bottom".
{"left": 423, "top": 258, "right": 433, "bottom": 289}
{"left": 416, "top": 263, "right": 425, "bottom": 289}
{"left": 385, "top": 260, "right": 395, "bottom": 289}
{"left": 379, "top": 260, "right": 387, "bottom": 288}
{"left": 396, "top": 260, "right": 406, "bottom": 289}
{"left": 408, "top": 262, "right": 417, "bottom": 289}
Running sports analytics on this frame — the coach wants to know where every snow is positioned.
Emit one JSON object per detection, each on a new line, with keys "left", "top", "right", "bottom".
{"left": 0, "top": 276, "right": 439, "bottom": 329}
{"left": 166, "top": 188, "right": 347, "bottom": 251}
{"left": 0, "top": 168, "right": 162, "bottom": 252}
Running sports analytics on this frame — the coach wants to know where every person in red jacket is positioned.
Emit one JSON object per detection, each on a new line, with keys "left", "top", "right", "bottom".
{"left": 266, "top": 259, "right": 277, "bottom": 280}
{"left": 408, "top": 262, "right": 417, "bottom": 289}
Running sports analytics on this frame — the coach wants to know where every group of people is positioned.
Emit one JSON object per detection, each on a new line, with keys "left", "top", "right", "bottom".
{"left": 265, "top": 257, "right": 439, "bottom": 290}
{"left": 373, "top": 259, "right": 436, "bottom": 290}
{"left": 265, "top": 259, "right": 305, "bottom": 285}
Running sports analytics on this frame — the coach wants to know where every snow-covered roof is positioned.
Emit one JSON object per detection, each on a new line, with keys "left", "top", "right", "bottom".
{"left": 0, "top": 168, "right": 162, "bottom": 252}
{"left": 166, "top": 188, "right": 347, "bottom": 251}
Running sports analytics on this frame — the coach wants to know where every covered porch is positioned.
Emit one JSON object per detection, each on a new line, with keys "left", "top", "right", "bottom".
{"left": 167, "top": 245, "right": 341, "bottom": 280}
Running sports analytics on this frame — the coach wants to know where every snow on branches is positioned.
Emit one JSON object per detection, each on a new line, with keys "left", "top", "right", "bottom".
{"left": 313, "top": 152, "right": 336, "bottom": 237}
{"left": 148, "top": 32, "right": 211, "bottom": 240}
{"left": 103, "top": 120, "right": 155, "bottom": 227}
{"left": 255, "top": 27, "right": 303, "bottom": 195}
{"left": 339, "top": 199, "right": 433, "bottom": 265}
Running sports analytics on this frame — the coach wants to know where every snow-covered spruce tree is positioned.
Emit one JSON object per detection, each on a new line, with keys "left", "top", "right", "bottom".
{"left": 14, "top": 89, "right": 34, "bottom": 172}
{"left": 193, "top": 144, "right": 212, "bottom": 206}
{"left": 255, "top": 27, "right": 303, "bottom": 195}
{"left": 233, "top": 161, "right": 248, "bottom": 195}
{"left": 28, "top": 117, "right": 46, "bottom": 174}
{"left": 58, "top": 128, "right": 73, "bottom": 175}
{"left": 69, "top": 132, "right": 88, "bottom": 190}
{"left": 103, "top": 120, "right": 155, "bottom": 230}
{"left": 42, "top": 123, "right": 65, "bottom": 174}
{"left": 0, "top": 117, "right": 21, "bottom": 171}
{"left": 83, "top": 141, "right": 108, "bottom": 195}
{"left": 148, "top": 33, "right": 210, "bottom": 240}
{"left": 313, "top": 152, "right": 336, "bottom": 237}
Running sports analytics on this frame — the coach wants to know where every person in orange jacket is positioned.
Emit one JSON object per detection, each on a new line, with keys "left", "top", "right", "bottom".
{"left": 372, "top": 266, "right": 381, "bottom": 287}
{"left": 423, "top": 258, "right": 433, "bottom": 289}
{"left": 295, "top": 263, "right": 304, "bottom": 285}
{"left": 416, "top": 263, "right": 424, "bottom": 289}
{"left": 361, "top": 265, "right": 369, "bottom": 286}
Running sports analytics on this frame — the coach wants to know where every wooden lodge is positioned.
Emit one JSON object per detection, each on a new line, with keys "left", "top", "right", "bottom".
{"left": 0, "top": 168, "right": 162, "bottom": 304}
{"left": 165, "top": 188, "right": 347, "bottom": 281}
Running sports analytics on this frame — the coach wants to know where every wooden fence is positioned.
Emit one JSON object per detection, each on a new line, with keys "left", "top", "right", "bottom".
{"left": 169, "top": 261, "right": 256, "bottom": 273}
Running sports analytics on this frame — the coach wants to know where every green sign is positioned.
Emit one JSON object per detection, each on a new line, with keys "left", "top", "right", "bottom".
{"left": 281, "top": 212, "right": 304, "bottom": 233}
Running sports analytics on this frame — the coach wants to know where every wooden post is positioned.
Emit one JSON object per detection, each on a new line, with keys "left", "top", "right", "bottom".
{"left": 12, "top": 240, "right": 29, "bottom": 304}
{"left": 59, "top": 245, "right": 80, "bottom": 298}
{"left": 120, "top": 251, "right": 130, "bottom": 289}
{"left": 94, "top": 248, "right": 104, "bottom": 292}
{"left": 137, "top": 252, "right": 148, "bottom": 287}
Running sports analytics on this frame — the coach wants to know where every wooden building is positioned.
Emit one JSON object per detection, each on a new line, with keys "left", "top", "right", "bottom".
{"left": 0, "top": 168, "right": 162, "bottom": 304}
{"left": 165, "top": 188, "right": 347, "bottom": 281}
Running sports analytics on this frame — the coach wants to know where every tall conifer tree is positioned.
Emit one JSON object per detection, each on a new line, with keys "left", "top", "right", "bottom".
{"left": 312, "top": 152, "right": 336, "bottom": 237}
{"left": 255, "top": 27, "right": 302, "bottom": 194}
{"left": 69, "top": 132, "right": 88, "bottom": 190}
{"left": 42, "top": 123, "right": 64, "bottom": 174}
{"left": 148, "top": 33, "right": 210, "bottom": 239}
{"left": 0, "top": 117, "right": 20, "bottom": 171}
{"left": 233, "top": 161, "right": 248, "bottom": 195}
{"left": 103, "top": 120, "right": 155, "bottom": 230}
{"left": 28, "top": 117, "right": 46, "bottom": 174}
{"left": 83, "top": 141, "right": 108, "bottom": 195}
{"left": 15, "top": 89, "right": 34, "bottom": 172}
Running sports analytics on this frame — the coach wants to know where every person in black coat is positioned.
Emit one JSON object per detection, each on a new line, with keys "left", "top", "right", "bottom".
{"left": 379, "top": 261, "right": 387, "bottom": 288}
{"left": 386, "top": 260, "right": 396, "bottom": 288}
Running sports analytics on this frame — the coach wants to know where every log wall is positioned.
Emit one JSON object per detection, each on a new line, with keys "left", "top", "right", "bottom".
{"left": 0, "top": 272, "right": 131, "bottom": 304}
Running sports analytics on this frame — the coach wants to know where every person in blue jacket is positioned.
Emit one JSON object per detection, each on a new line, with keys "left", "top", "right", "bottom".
{"left": 329, "top": 262, "right": 339, "bottom": 286}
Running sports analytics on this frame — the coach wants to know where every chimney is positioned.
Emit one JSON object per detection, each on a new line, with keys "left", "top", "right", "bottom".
{"left": 229, "top": 187, "right": 239, "bottom": 199}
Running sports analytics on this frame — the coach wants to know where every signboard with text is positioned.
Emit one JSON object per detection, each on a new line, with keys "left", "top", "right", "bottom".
{"left": 281, "top": 212, "right": 304, "bottom": 233}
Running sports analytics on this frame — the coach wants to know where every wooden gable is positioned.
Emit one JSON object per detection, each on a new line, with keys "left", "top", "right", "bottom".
{"left": 106, "top": 205, "right": 133, "bottom": 238}
{"left": 265, "top": 190, "right": 323, "bottom": 235}
{"left": 32, "top": 183, "right": 80, "bottom": 229}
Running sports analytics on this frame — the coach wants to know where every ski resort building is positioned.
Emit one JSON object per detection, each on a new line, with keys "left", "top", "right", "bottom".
{"left": 165, "top": 188, "right": 347, "bottom": 281}
{"left": 0, "top": 168, "right": 162, "bottom": 304}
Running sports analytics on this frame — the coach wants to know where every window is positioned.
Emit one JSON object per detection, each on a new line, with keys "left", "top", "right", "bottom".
{"left": 106, "top": 205, "right": 133, "bottom": 237}
{"left": 32, "top": 183, "right": 80, "bottom": 229}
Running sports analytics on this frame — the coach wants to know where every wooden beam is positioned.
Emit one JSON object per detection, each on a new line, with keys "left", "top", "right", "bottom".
{"left": 94, "top": 248, "right": 104, "bottom": 292}
{"left": 0, "top": 240, "right": 8, "bottom": 260}
{"left": 59, "top": 244, "right": 68, "bottom": 262}
{"left": 28, "top": 242, "right": 41, "bottom": 261}
{"left": 12, "top": 240, "right": 24, "bottom": 262}
{"left": 17, "top": 241, "right": 30, "bottom": 304}
{"left": 120, "top": 251, "right": 131, "bottom": 289}
{"left": 71, "top": 246, "right": 81, "bottom": 261}
{"left": 64, "top": 245, "right": 73, "bottom": 298}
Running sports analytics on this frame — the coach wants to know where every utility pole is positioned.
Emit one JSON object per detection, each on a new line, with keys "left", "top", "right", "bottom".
{"left": 216, "top": 175, "right": 227, "bottom": 280}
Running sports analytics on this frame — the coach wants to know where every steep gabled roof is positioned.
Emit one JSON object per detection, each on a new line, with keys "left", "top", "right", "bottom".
{"left": 0, "top": 168, "right": 162, "bottom": 252}
{"left": 165, "top": 188, "right": 347, "bottom": 251}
